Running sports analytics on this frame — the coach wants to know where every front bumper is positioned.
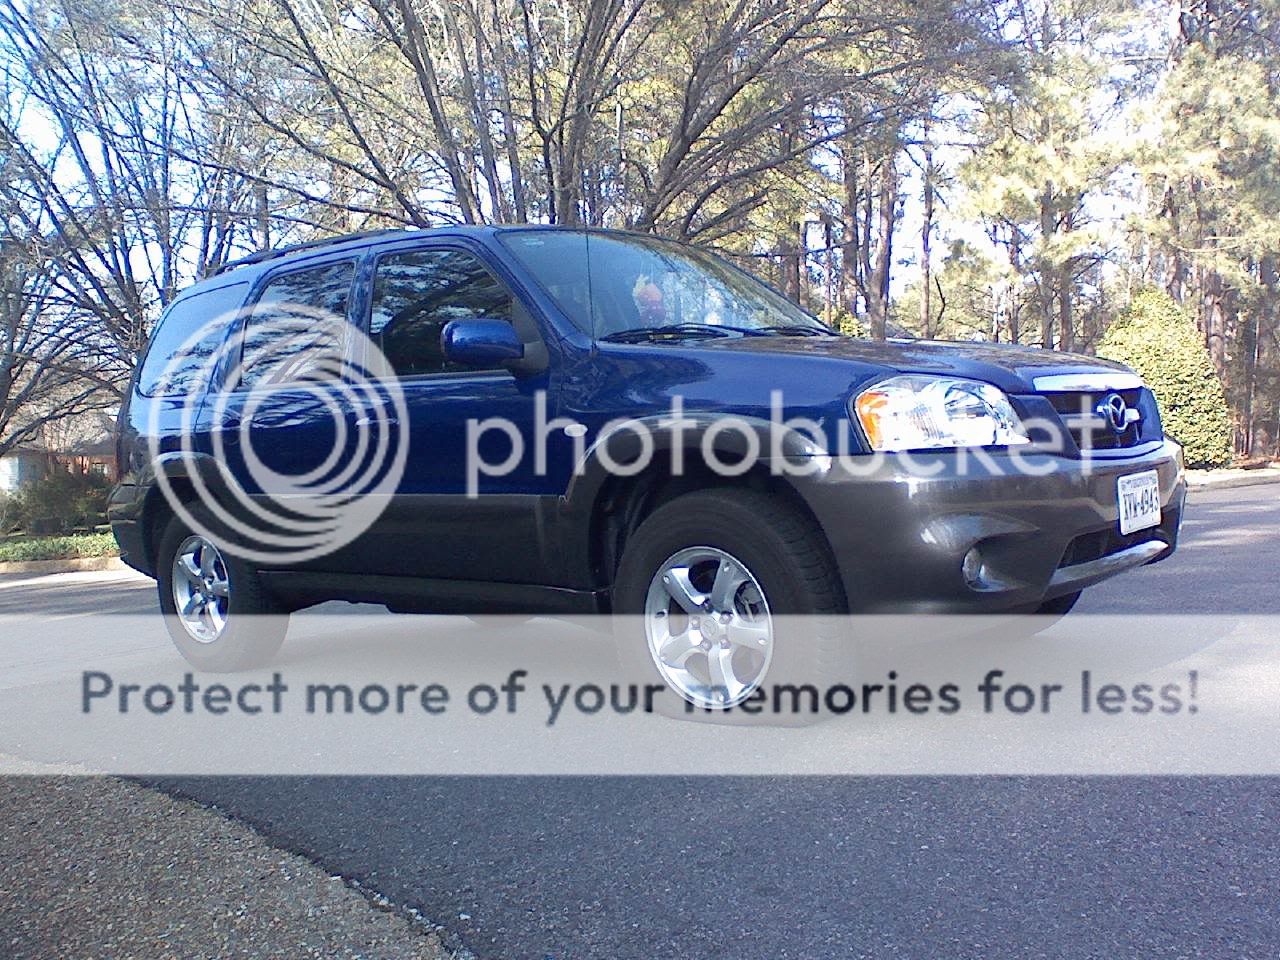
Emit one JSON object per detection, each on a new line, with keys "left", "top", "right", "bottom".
{"left": 108, "top": 482, "right": 152, "bottom": 577}
{"left": 792, "top": 440, "right": 1186, "bottom": 613}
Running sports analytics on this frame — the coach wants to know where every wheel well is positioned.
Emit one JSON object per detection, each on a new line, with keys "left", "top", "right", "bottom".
{"left": 141, "top": 479, "right": 195, "bottom": 574}
{"left": 587, "top": 448, "right": 841, "bottom": 594}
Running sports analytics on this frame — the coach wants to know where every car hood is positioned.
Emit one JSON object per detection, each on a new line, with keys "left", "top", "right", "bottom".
{"left": 691, "top": 335, "right": 1134, "bottom": 394}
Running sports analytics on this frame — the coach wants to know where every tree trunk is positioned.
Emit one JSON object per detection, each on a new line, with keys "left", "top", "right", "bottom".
{"left": 1039, "top": 184, "right": 1056, "bottom": 349}
{"left": 782, "top": 237, "right": 801, "bottom": 302}
{"left": 1203, "top": 271, "right": 1228, "bottom": 376}
{"left": 1007, "top": 225, "right": 1022, "bottom": 344}
{"left": 920, "top": 132, "right": 934, "bottom": 338}
{"left": 840, "top": 145, "right": 861, "bottom": 315}
{"left": 867, "top": 157, "right": 897, "bottom": 340}
{"left": 1057, "top": 265, "right": 1073, "bottom": 352}
{"left": 255, "top": 180, "right": 270, "bottom": 250}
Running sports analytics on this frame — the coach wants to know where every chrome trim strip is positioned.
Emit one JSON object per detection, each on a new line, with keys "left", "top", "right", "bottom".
{"left": 1061, "top": 410, "right": 1142, "bottom": 429}
{"left": 1048, "top": 539, "right": 1166, "bottom": 592}
{"left": 1032, "top": 372, "right": 1144, "bottom": 392}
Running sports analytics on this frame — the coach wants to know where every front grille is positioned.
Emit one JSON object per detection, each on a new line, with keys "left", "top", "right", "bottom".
{"left": 1043, "top": 388, "right": 1144, "bottom": 451}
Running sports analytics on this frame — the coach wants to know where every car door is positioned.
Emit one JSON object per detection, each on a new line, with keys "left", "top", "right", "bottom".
{"left": 198, "top": 256, "right": 374, "bottom": 570}
{"left": 352, "top": 240, "right": 560, "bottom": 583}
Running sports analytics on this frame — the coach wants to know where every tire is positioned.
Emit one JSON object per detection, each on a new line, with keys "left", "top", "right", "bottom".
{"left": 991, "top": 590, "right": 1083, "bottom": 641}
{"left": 612, "top": 488, "right": 847, "bottom": 724}
{"left": 1036, "top": 590, "right": 1081, "bottom": 617}
{"left": 155, "top": 505, "right": 288, "bottom": 672}
{"left": 1029, "top": 589, "right": 1081, "bottom": 632}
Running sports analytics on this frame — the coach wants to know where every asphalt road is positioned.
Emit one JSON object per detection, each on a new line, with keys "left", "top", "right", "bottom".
{"left": 9, "top": 483, "right": 1280, "bottom": 958}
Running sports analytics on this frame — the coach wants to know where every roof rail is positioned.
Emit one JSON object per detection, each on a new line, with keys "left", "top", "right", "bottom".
{"left": 208, "top": 229, "right": 408, "bottom": 277}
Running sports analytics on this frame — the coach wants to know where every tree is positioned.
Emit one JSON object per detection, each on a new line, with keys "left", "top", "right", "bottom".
{"left": 1133, "top": 1, "right": 1280, "bottom": 454}
{"left": 957, "top": 0, "right": 1139, "bottom": 350}
{"left": 894, "top": 239, "right": 1011, "bottom": 341}
{"left": 0, "top": 0, "right": 290, "bottom": 369}
{"left": 0, "top": 230, "right": 114, "bottom": 459}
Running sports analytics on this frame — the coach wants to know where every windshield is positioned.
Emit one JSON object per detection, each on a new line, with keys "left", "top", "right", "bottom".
{"left": 497, "top": 229, "right": 830, "bottom": 339}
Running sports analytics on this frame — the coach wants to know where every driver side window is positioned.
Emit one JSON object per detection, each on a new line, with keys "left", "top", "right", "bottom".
{"left": 369, "top": 249, "right": 513, "bottom": 377}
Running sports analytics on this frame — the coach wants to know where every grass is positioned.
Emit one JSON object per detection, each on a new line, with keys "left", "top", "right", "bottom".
{"left": 0, "top": 532, "right": 119, "bottom": 564}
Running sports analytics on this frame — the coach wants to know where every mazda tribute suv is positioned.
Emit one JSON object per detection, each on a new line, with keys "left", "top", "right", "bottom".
{"left": 111, "top": 226, "right": 1186, "bottom": 711}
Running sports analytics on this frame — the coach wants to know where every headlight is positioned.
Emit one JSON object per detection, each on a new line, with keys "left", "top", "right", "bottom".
{"left": 852, "top": 375, "right": 1030, "bottom": 451}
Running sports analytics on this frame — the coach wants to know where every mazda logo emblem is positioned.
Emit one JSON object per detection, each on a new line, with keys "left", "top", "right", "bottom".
{"left": 1096, "top": 393, "right": 1130, "bottom": 435}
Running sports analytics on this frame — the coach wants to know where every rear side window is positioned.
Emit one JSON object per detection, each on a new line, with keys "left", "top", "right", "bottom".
{"left": 137, "top": 283, "right": 248, "bottom": 397}
{"left": 238, "top": 260, "right": 356, "bottom": 390}
{"left": 369, "top": 249, "right": 513, "bottom": 377}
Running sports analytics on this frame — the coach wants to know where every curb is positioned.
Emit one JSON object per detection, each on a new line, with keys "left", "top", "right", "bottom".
{"left": 1186, "top": 469, "right": 1280, "bottom": 493}
{"left": 0, "top": 555, "right": 126, "bottom": 576}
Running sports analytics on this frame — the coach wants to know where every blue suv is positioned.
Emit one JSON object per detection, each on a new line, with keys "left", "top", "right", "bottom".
{"left": 112, "top": 226, "right": 1185, "bottom": 711}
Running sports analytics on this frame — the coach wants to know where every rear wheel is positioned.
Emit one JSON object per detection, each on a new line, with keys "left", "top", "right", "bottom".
{"left": 156, "top": 507, "right": 288, "bottom": 672}
{"left": 612, "top": 488, "right": 846, "bottom": 723}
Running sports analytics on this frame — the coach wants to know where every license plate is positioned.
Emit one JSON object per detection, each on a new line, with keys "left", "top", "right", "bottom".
{"left": 1117, "top": 470, "right": 1161, "bottom": 535}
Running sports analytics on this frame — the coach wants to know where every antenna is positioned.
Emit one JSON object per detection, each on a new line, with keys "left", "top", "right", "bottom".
{"left": 585, "top": 228, "right": 597, "bottom": 347}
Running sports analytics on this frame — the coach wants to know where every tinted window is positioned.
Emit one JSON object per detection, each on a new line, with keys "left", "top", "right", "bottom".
{"left": 369, "top": 249, "right": 512, "bottom": 377}
{"left": 238, "top": 260, "right": 355, "bottom": 390}
{"left": 138, "top": 283, "right": 248, "bottom": 397}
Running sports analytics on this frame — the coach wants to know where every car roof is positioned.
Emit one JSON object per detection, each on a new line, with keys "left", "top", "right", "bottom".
{"left": 177, "top": 223, "right": 661, "bottom": 303}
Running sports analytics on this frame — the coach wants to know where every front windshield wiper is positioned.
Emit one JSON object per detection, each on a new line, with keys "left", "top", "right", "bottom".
{"left": 766, "top": 324, "right": 836, "bottom": 337}
{"left": 600, "top": 323, "right": 767, "bottom": 343}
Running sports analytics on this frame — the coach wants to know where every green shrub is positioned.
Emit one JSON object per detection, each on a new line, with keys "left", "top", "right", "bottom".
{"left": 829, "top": 308, "right": 867, "bottom": 339}
{"left": 1099, "top": 289, "right": 1234, "bottom": 469}
{"left": 10, "top": 469, "right": 113, "bottom": 534}
{"left": 0, "top": 532, "right": 118, "bottom": 563}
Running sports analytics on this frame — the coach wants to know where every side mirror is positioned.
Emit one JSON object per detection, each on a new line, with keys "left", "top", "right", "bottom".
{"left": 441, "top": 319, "right": 524, "bottom": 368}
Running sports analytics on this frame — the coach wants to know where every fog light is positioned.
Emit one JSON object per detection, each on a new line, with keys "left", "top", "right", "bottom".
{"left": 962, "top": 547, "right": 985, "bottom": 588}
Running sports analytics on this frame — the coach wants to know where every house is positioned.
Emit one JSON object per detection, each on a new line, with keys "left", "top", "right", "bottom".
{"left": 0, "top": 411, "right": 118, "bottom": 493}
{"left": 0, "top": 446, "right": 48, "bottom": 493}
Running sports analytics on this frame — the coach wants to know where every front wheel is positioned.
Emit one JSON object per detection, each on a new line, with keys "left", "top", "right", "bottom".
{"left": 612, "top": 489, "right": 847, "bottom": 723}
{"left": 1028, "top": 589, "right": 1082, "bottom": 633}
{"left": 1036, "top": 590, "right": 1081, "bottom": 617}
{"left": 156, "top": 508, "right": 288, "bottom": 672}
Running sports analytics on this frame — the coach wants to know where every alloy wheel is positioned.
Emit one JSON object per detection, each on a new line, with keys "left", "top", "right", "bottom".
{"left": 643, "top": 546, "right": 773, "bottom": 708}
{"left": 171, "top": 535, "right": 231, "bottom": 643}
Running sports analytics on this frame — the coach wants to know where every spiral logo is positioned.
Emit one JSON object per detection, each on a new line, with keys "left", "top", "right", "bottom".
{"left": 145, "top": 301, "right": 408, "bottom": 565}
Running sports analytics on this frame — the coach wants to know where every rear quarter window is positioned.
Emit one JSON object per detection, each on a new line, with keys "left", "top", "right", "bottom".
{"left": 138, "top": 283, "right": 248, "bottom": 397}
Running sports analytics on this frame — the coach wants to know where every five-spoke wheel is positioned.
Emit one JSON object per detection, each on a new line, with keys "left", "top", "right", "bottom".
{"left": 171, "top": 535, "right": 231, "bottom": 643}
{"left": 644, "top": 546, "right": 773, "bottom": 708}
